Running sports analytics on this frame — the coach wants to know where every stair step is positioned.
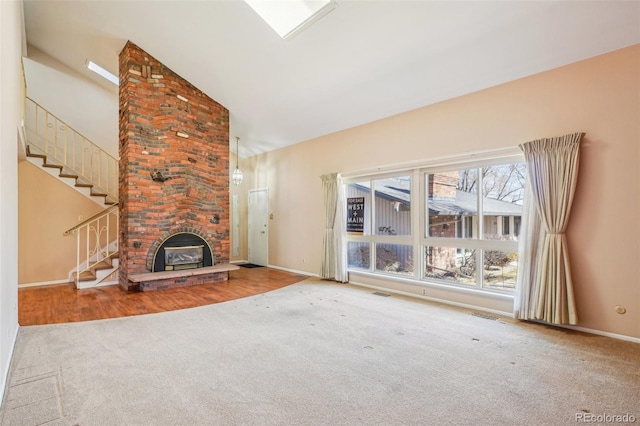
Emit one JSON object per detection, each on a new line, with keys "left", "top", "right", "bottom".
{"left": 74, "top": 256, "right": 118, "bottom": 283}
{"left": 59, "top": 168, "right": 79, "bottom": 179}
{"left": 26, "top": 144, "right": 115, "bottom": 207}
{"left": 25, "top": 145, "right": 43, "bottom": 157}
{"left": 26, "top": 152, "right": 46, "bottom": 160}
{"left": 76, "top": 270, "right": 96, "bottom": 281}
{"left": 42, "top": 162, "right": 63, "bottom": 170}
{"left": 93, "top": 259, "right": 113, "bottom": 271}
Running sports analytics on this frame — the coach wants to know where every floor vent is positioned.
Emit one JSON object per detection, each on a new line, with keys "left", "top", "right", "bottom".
{"left": 471, "top": 312, "right": 499, "bottom": 321}
{"left": 372, "top": 292, "right": 391, "bottom": 297}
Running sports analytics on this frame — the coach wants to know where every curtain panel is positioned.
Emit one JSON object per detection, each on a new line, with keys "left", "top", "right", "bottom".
{"left": 514, "top": 132, "right": 584, "bottom": 325}
{"left": 320, "top": 173, "right": 338, "bottom": 279}
{"left": 334, "top": 175, "right": 348, "bottom": 282}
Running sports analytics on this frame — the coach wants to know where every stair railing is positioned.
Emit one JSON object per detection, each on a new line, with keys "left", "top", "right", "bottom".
{"left": 24, "top": 97, "right": 118, "bottom": 200}
{"left": 64, "top": 204, "right": 119, "bottom": 280}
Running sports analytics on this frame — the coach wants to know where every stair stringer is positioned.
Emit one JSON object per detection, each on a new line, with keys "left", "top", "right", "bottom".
{"left": 76, "top": 258, "right": 119, "bottom": 289}
{"left": 25, "top": 146, "right": 116, "bottom": 207}
{"left": 69, "top": 241, "right": 119, "bottom": 289}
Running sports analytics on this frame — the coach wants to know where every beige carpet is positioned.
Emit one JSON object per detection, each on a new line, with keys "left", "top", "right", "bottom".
{"left": 1, "top": 279, "right": 638, "bottom": 425}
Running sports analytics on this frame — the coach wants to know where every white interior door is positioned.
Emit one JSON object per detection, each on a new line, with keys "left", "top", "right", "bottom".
{"left": 248, "top": 188, "right": 268, "bottom": 266}
{"left": 232, "top": 194, "right": 240, "bottom": 257}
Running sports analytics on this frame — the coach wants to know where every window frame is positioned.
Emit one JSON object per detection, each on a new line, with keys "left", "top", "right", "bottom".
{"left": 342, "top": 148, "right": 524, "bottom": 295}
{"left": 345, "top": 171, "right": 418, "bottom": 277}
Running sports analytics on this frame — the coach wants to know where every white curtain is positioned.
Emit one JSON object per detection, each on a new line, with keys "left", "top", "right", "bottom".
{"left": 513, "top": 179, "right": 543, "bottom": 320}
{"left": 334, "top": 175, "right": 348, "bottom": 283}
{"left": 514, "top": 132, "right": 583, "bottom": 325}
{"left": 320, "top": 173, "right": 338, "bottom": 279}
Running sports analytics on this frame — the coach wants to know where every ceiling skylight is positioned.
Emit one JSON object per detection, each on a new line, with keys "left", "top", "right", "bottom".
{"left": 244, "top": 0, "right": 337, "bottom": 39}
{"left": 86, "top": 60, "right": 119, "bottom": 85}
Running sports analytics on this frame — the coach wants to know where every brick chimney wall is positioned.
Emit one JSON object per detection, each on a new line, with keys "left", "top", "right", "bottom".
{"left": 118, "top": 41, "right": 230, "bottom": 290}
{"left": 428, "top": 172, "right": 458, "bottom": 200}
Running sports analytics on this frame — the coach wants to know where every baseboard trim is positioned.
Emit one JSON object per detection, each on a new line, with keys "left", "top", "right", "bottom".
{"left": 267, "top": 264, "right": 317, "bottom": 277}
{"left": 95, "top": 280, "right": 118, "bottom": 288}
{"left": 348, "top": 280, "right": 512, "bottom": 318}
{"left": 18, "top": 279, "right": 70, "bottom": 289}
{"left": 1, "top": 324, "right": 19, "bottom": 411}
{"left": 530, "top": 321, "right": 640, "bottom": 344}
{"left": 349, "top": 279, "right": 640, "bottom": 343}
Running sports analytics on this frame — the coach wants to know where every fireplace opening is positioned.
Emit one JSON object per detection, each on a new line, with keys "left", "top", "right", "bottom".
{"left": 152, "top": 233, "right": 213, "bottom": 272}
{"left": 164, "top": 245, "right": 204, "bottom": 271}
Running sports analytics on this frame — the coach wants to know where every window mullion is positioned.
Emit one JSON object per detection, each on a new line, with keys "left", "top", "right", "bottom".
{"left": 413, "top": 170, "right": 421, "bottom": 279}
{"left": 477, "top": 166, "right": 484, "bottom": 240}
{"left": 421, "top": 171, "right": 428, "bottom": 281}
{"left": 477, "top": 167, "right": 484, "bottom": 289}
{"left": 369, "top": 177, "right": 375, "bottom": 271}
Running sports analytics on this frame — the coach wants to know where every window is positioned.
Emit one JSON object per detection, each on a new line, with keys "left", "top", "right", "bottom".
{"left": 376, "top": 243, "right": 413, "bottom": 275}
{"left": 502, "top": 217, "right": 510, "bottom": 236}
{"left": 347, "top": 241, "right": 370, "bottom": 270}
{"left": 424, "top": 163, "right": 525, "bottom": 291}
{"left": 86, "top": 60, "right": 119, "bottom": 85}
{"left": 345, "top": 174, "right": 414, "bottom": 277}
{"left": 344, "top": 154, "right": 525, "bottom": 294}
{"left": 374, "top": 175, "right": 411, "bottom": 236}
{"left": 425, "top": 246, "right": 476, "bottom": 286}
{"left": 244, "top": 0, "right": 337, "bottom": 39}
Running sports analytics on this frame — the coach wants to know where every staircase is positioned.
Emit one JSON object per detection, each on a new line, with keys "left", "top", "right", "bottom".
{"left": 25, "top": 145, "right": 117, "bottom": 206}
{"left": 24, "top": 97, "right": 119, "bottom": 289}
{"left": 24, "top": 96, "right": 118, "bottom": 207}
{"left": 72, "top": 252, "right": 120, "bottom": 289}
{"left": 63, "top": 203, "right": 120, "bottom": 289}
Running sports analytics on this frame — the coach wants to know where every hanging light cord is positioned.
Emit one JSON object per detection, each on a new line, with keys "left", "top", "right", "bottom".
{"left": 236, "top": 137, "right": 240, "bottom": 168}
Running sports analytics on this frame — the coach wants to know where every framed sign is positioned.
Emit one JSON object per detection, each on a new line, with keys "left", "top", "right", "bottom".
{"left": 347, "top": 197, "right": 365, "bottom": 235}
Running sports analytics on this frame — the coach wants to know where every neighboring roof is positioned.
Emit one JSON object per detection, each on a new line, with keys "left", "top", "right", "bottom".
{"left": 354, "top": 182, "right": 522, "bottom": 216}
{"left": 430, "top": 190, "right": 522, "bottom": 216}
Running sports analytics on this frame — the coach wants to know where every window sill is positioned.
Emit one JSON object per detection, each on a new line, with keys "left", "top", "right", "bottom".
{"left": 348, "top": 270, "right": 514, "bottom": 315}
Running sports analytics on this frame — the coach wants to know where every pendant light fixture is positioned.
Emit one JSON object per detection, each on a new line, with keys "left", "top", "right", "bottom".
{"left": 232, "top": 136, "right": 243, "bottom": 186}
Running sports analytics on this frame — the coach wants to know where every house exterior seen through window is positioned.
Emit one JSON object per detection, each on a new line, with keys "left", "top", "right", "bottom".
{"left": 345, "top": 160, "right": 526, "bottom": 294}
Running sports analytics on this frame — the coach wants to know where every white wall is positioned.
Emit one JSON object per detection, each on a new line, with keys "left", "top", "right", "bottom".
{"left": 18, "top": 161, "right": 105, "bottom": 285}
{"left": 0, "top": 0, "right": 24, "bottom": 405}
{"left": 249, "top": 45, "right": 640, "bottom": 340}
{"left": 23, "top": 45, "right": 118, "bottom": 157}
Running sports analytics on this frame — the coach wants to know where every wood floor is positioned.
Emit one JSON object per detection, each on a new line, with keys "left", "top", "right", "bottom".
{"left": 18, "top": 267, "right": 309, "bottom": 326}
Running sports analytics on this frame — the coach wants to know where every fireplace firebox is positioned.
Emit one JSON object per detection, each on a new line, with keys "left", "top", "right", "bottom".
{"left": 164, "top": 245, "right": 204, "bottom": 271}
{"left": 152, "top": 233, "right": 213, "bottom": 272}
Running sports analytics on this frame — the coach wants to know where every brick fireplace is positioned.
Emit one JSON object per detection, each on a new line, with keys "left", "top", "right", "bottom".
{"left": 118, "top": 41, "right": 230, "bottom": 291}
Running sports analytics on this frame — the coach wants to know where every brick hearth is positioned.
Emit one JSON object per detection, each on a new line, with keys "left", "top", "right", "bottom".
{"left": 118, "top": 41, "right": 230, "bottom": 291}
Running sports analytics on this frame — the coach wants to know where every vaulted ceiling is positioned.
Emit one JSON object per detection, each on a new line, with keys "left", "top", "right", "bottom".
{"left": 22, "top": 1, "right": 640, "bottom": 157}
